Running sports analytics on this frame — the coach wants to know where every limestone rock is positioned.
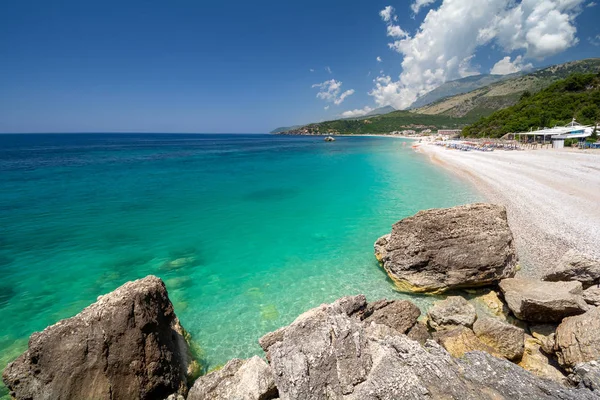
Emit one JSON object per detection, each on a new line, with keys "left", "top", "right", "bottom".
{"left": 406, "top": 321, "right": 431, "bottom": 344}
{"left": 373, "top": 234, "right": 390, "bottom": 263}
{"left": 543, "top": 250, "right": 600, "bottom": 288}
{"left": 555, "top": 307, "right": 600, "bottom": 369}
{"left": 572, "top": 361, "right": 600, "bottom": 391}
{"left": 375, "top": 203, "right": 517, "bottom": 293}
{"left": 471, "top": 289, "right": 511, "bottom": 320}
{"left": 427, "top": 296, "right": 477, "bottom": 331}
{"left": 473, "top": 317, "right": 525, "bottom": 361}
{"left": 187, "top": 356, "right": 277, "bottom": 400}
{"left": 583, "top": 286, "right": 600, "bottom": 306}
{"left": 518, "top": 336, "right": 568, "bottom": 384}
{"left": 499, "top": 278, "right": 589, "bottom": 322}
{"left": 2, "top": 276, "right": 195, "bottom": 400}
{"left": 433, "top": 326, "right": 503, "bottom": 358}
{"left": 362, "top": 299, "right": 420, "bottom": 334}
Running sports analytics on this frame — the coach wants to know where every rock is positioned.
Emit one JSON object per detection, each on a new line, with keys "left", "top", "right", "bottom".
{"left": 555, "top": 307, "right": 600, "bottom": 369}
{"left": 2, "top": 276, "right": 196, "bottom": 400}
{"left": 263, "top": 296, "right": 596, "bottom": 399}
{"left": 362, "top": 299, "right": 420, "bottom": 334}
{"left": 471, "top": 289, "right": 511, "bottom": 320}
{"left": 572, "top": 361, "right": 600, "bottom": 391}
{"left": 433, "top": 326, "right": 503, "bottom": 359}
{"left": 426, "top": 296, "right": 477, "bottom": 331}
{"left": 543, "top": 250, "right": 600, "bottom": 288}
{"left": 375, "top": 203, "right": 517, "bottom": 293}
{"left": 406, "top": 321, "right": 431, "bottom": 344}
{"left": 583, "top": 286, "right": 600, "bottom": 306}
{"left": 473, "top": 317, "right": 525, "bottom": 361}
{"left": 499, "top": 278, "right": 589, "bottom": 322}
{"left": 373, "top": 234, "right": 390, "bottom": 263}
{"left": 187, "top": 356, "right": 277, "bottom": 400}
{"left": 518, "top": 336, "right": 568, "bottom": 384}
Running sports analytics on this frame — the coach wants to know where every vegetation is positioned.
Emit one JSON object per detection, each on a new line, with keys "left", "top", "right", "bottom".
{"left": 462, "top": 73, "right": 600, "bottom": 138}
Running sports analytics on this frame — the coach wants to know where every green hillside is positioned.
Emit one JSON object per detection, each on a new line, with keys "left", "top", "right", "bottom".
{"left": 277, "top": 110, "right": 476, "bottom": 135}
{"left": 462, "top": 73, "right": 600, "bottom": 138}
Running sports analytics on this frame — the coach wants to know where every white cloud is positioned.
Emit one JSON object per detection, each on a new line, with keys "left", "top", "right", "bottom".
{"left": 387, "top": 25, "right": 409, "bottom": 38}
{"left": 411, "top": 0, "right": 437, "bottom": 14}
{"left": 587, "top": 1, "right": 597, "bottom": 6}
{"left": 312, "top": 79, "right": 355, "bottom": 105}
{"left": 310, "top": 68, "right": 315, "bottom": 72}
{"left": 590, "top": 34, "right": 600, "bottom": 46}
{"left": 324, "top": 105, "right": 330, "bottom": 110}
{"left": 326, "top": 66, "right": 332, "bottom": 74}
{"left": 490, "top": 55, "right": 533, "bottom": 74}
{"left": 340, "top": 106, "right": 375, "bottom": 118}
{"left": 370, "top": 0, "right": 585, "bottom": 110}
{"left": 377, "top": 56, "right": 382, "bottom": 62}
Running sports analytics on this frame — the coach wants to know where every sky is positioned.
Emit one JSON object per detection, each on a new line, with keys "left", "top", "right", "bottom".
{"left": 1, "top": 0, "right": 599, "bottom": 133}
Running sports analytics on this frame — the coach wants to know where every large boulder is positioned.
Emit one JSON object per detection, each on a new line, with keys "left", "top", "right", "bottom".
{"left": 260, "top": 296, "right": 597, "bottom": 399}
{"left": 375, "top": 203, "right": 517, "bottom": 293}
{"left": 362, "top": 299, "right": 420, "bottom": 334}
{"left": 499, "top": 278, "right": 589, "bottom": 322}
{"left": 583, "top": 286, "right": 600, "bottom": 306}
{"left": 433, "top": 326, "right": 502, "bottom": 359}
{"left": 543, "top": 250, "right": 600, "bottom": 289}
{"left": 518, "top": 336, "right": 568, "bottom": 384}
{"left": 187, "top": 356, "right": 277, "bottom": 400}
{"left": 2, "top": 276, "right": 196, "bottom": 400}
{"left": 473, "top": 317, "right": 525, "bottom": 361}
{"left": 555, "top": 307, "right": 600, "bottom": 369}
{"left": 572, "top": 361, "right": 600, "bottom": 392}
{"left": 426, "top": 296, "right": 477, "bottom": 331}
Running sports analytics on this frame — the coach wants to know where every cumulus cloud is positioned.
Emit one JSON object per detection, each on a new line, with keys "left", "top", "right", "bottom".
{"left": 411, "top": 0, "right": 437, "bottom": 14}
{"left": 590, "top": 34, "right": 600, "bottom": 46}
{"left": 340, "top": 106, "right": 375, "bottom": 118}
{"left": 312, "top": 79, "right": 355, "bottom": 105}
{"left": 324, "top": 105, "right": 330, "bottom": 110}
{"left": 587, "top": 1, "right": 597, "bottom": 6}
{"left": 387, "top": 25, "right": 409, "bottom": 38}
{"left": 377, "top": 56, "right": 383, "bottom": 62}
{"left": 490, "top": 55, "right": 534, "bottom": 74}
{"left": 370, "top": 0, "right": 585, "bottom": 110}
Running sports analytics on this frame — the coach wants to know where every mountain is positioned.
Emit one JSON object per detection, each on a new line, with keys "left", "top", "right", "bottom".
{"left": 409, "top": 73, "right": 524, "bottom": 109}
{"left": 413, "top": 58, "right": 600, "bottom": 120}
{"left": 362, "top": 106, "right": 396, "bottom": 117}
{"left": 270, "top": 125, "right": 303, "bottom": 134}
{"left": 462, "top": 72, "right": 600, "bottom": 138}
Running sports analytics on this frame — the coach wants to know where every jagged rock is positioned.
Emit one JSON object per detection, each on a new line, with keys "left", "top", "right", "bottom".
{"left": 543, "top": 250, "right": 600, "bottom": 289}
{"left": 473, "top": 317, "right": 525, "bottom": 361}
{"left": 374, "top": 234, "right": 390, "bottom": 263}
{"left": 2, "top": 276, "right": 196, "bottom": 400}
{"left": 187, "top": 356, "right": 277, "bottom": 400}
{"left": 572, "top": 361, "right": 600, "bottom": 391}
{"left": 555, "top": 307, "right": 600, "bottom": 369}
{"left": 518, "top": 336, "right": 568, "bottom": 384}
{"left": 427, "top": 296, "right": 477, "bottom": 331}
{"left": 499, "top": 278, "right": 589, "bottom": 322}
{"left": 374, "top": 203, "right": 517, "bottom": 293}
{"left": 262, "top": 296, "right": 596, "bottom": 399}
{"left": 433, "top": 326, "right": 503, "bottom": 358}
{"left": 362, "top": 299, "right": 420, "bottom": 334}
{"left": 583, "top": 286, "right": 600, "bottom": 306}
{"left": 406, "top": 321, "right": 431, "bottom": 344}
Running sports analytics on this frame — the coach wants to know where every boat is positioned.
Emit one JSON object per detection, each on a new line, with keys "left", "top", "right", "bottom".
{"left": 324, "top": 136, "right": 335, "bottom": 142}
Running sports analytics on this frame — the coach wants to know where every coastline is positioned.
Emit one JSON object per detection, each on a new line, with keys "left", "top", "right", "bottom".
{"left": 414, "top": 143, "right": 600, "bottom": 277}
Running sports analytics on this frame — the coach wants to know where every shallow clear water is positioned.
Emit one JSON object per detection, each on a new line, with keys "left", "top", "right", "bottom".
{"left": 0, "top": 133, "right": 480, "bottom": 388}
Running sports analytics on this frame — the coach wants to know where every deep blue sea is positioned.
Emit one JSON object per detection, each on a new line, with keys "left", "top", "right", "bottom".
{"left": 0, "top": 133, "right": 480, "bottom": 392}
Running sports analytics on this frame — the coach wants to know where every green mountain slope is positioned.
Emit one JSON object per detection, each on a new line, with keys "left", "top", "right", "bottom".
{"left": 462, "top": 73, "right": 600, "bottom": 138}
{"left": 413, "top": 58, "right": 600, "bottom": 119}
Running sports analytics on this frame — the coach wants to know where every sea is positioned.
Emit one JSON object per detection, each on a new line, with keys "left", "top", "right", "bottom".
{"left": 0, "top": 133, "right": 480, "bottom": 390}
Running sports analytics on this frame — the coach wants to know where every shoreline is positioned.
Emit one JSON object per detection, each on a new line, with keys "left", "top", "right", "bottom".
{"left": 414, "top": 142, "right": 600, "bottom": 277}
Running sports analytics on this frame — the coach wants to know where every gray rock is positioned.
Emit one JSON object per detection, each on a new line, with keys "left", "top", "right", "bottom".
{"left": 427, "top": 296, "right": 477, "bottom": 331}
{"left": 2, "top": 276, "right": 196, "bottom": 400}
{"left": 262, "top": 296, "right": 597, "bottom": 399}
{"left": 374, "top": 234, "right": 390, "bottom": 263}
{"left": 406, "top": 321, "right": 431, "bottom": 344}
{"left": 499, "top": 278, "right": 589, "bottom": 322}
{"left": 187, "top": 356, "right": 277, "bottom": 400}
{"left": 362, "top": 299, "right": 420, "bottom": 334}
{"left": 555, "top": 307, "right": 600, "bottom": 369}
{"left": 375, "top": 203, "right": 517, "bottom": 293}
{"left": 573, "top": 361, "right": 600, "bottom": 391}
{"left": 473, "top": 317, "right": 525, "bottom": 361}
{"left": 583, "top": 286, "right": 600, "bottom": 306}
{"left": 543, "top": 250, "right": 600, "bottom": 289}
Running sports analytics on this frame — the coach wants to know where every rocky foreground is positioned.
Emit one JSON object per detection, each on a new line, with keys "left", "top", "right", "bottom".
{"left": 3, "top": 203, "right": 600, "bottom": 399}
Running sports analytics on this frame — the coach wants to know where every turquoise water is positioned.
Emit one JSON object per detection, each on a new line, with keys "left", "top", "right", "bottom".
{"left": 0, "top": 133, "right": 480, "bottom": 388}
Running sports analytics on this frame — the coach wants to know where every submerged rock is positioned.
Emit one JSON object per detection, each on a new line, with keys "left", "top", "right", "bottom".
{"left": 2, "top": 276, "right": 196, "bottom": 400}
{"left": 427, "top": 296, "right": 477, "bottom": 331}
{"left": 543, "top": 250, "right": 600, "bottom": 289}
{"left": 555, "top": 307, "right": 600, "bottom": 369}
{"left": 473, "top": 317, "right": 525, "bottom": 361}
{"left": 499, "top": 278, "right": 589, "bottom": 322}
{"left": 375, "top": 203, "right": 517, "bottom": 293}
{"left": 187, "top": 356, "right": 277, "bottom": 400}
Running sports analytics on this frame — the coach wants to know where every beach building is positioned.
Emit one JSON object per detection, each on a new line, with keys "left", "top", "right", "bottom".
{"left": 511, "top": 119, "right": 595, "bottom": 148}
{"left": 437, "top": 129, "right": 462, "bottom": 138}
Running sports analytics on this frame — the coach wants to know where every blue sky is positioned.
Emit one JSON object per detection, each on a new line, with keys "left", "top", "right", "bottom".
{"left": 1, "top": 0, "right": 599, "bottom": 133}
